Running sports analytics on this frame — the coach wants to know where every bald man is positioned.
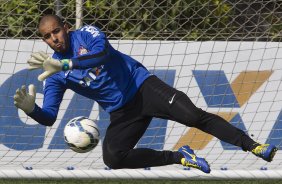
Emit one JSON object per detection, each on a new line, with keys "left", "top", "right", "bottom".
{"left": 14, "top": 14, "right": 277, "bottom": 173}
{"left": 38, "top": 15, "right": 69, "bottom": 53}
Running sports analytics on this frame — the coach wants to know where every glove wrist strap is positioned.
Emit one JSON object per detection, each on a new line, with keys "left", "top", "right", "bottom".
{"left": 61, "top": 59, "right": 70, "bottom": 71}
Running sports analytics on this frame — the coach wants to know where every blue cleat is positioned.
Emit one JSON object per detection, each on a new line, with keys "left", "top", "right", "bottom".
{"left": 178, "top": 145, "right": 211, "bottom": 174}
{"left": 251, "top": 144, "right": 278, "bottom": 162}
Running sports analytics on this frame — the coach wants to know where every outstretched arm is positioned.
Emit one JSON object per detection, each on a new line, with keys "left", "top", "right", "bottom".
{"left": 27, "top": 26, "right": 110, "bottom": 81}
{"left": 14, "top": 76, "right": 66, "bottom": 126}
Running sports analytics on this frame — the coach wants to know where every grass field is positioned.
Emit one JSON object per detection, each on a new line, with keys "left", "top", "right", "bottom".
{"left": 0, "top": 179, "right": 281, "bottom": 184}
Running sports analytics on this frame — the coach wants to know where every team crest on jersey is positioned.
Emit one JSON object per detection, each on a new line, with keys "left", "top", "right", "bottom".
{"left": 78, "top": 46, "right": 88, "bottom": 56}
{"left": 91, "top": 65, "right": 104, "bottom": 76}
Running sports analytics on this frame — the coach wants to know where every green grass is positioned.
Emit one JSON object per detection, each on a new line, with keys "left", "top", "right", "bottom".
{"left": 0, "top": 180, "right": 282, "bottom": 184}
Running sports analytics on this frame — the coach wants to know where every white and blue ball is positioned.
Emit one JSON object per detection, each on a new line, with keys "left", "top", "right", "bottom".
{"left": 64, "top": 116, "right": 99, "bottom": 153}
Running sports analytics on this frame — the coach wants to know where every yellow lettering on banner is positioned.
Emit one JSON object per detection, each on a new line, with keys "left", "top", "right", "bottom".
{"left": 231, "top": 70, "right": 273, "bottom": 106}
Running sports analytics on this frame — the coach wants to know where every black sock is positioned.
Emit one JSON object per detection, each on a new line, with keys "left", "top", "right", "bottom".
{"left": 249, "top": 142, "right": 260, "bottom": 151}
{"left": 172, "top": 151, "right": 184, "bottom": 164}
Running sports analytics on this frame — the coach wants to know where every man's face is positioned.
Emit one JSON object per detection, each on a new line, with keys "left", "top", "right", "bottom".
{"left": 39, "top": 18, "right": 69, "bottom": 53}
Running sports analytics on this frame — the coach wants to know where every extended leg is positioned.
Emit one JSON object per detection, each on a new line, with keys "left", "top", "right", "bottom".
{"left": 170, "top": 94, "right": 257, "bottom": 151}
{"left": 139, "top": 76, "right": 257, "bottom": 151}
{"left": 169, "top": 94, "right": 277, "bottom": 161}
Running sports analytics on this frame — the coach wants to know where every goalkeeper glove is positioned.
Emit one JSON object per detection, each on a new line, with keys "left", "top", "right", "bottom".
{"left": 14, "top": 84, "right": 36, "bottom": 114}
{"left": 27, "top": 51, "right": 72, "bottom": 81}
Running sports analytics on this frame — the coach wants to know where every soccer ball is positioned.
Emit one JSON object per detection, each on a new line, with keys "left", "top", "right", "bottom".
{"left": 64, "top": 116, "right": 99, "bottom": 153}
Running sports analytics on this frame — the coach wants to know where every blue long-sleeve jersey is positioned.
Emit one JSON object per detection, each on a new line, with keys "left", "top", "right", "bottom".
{"left": 28, "top": 25, "right": 151, "bottom": 126}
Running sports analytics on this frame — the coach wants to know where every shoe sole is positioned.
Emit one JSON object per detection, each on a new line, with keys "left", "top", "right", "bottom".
{"left": 268, "top": 147, "right": 278, "bottom": 162}
{"left": 185, "top": 160, "right": 211, "bottom": 173}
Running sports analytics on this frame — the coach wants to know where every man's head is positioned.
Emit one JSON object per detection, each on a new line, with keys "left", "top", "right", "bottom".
{"left": 38, "top": 15, "right": 69, "bottom": 53}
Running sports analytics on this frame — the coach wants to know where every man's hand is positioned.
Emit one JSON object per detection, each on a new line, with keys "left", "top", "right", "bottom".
{"left": 27, "top": 51, "right": 71, "bottom": 81}
{"left": 14, "top": 85, "right": 36, "bottom": 114}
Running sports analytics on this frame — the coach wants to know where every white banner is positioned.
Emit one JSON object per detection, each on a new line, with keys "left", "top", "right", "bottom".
{"left": 0, "top": 40, "right": 281, "bottom": 171}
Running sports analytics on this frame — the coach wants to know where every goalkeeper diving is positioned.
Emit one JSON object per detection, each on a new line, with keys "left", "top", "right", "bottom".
{"left": 14, "top": 15, "right": 278, "bottom": 173}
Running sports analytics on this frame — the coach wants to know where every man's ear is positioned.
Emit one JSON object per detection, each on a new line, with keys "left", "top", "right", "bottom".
{"left": 64, "top": 24, "right": 69, "bottom": 33}
{"left": 38, "top": 29, "right": 46, "bottom": 42}
{"left": 41, "top": 35, "right": 46, "bottom": 42}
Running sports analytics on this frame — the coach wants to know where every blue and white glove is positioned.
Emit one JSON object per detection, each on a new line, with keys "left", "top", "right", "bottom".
{"left": 27, "top": 51, "right": 72, "bottom": 81}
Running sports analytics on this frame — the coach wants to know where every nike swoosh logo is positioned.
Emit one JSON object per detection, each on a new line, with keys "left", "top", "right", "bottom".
{"left": 169, "top": 93, "right": 176, "bottom": 104}
{"left": 64, "top": 70, "right": 70, "bottom": 76}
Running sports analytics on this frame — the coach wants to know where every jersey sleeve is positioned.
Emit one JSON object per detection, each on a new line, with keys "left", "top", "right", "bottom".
{"left": 28, "top": 75, "right": 66, "bottom": 126}
{"left": 71, "top": 25, "right": 110, "bottom": 69}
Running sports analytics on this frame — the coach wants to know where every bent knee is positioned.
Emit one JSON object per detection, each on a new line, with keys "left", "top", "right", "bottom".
{"left": 103, "top": 146, "right": 128, "bottom": 169}
{"left": 103, "top": 156, "right": 122, "bottom": 169}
